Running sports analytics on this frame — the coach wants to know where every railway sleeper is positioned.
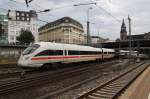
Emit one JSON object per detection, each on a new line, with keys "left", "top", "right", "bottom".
{"left": 105, "top": 85, "right": 124, "bottom": 89}
{"left": 102, "top": 87, "right": 121, "bottom": 91}
{"left": 95, "top": 90, "right": 115, "bottom": 95}
{"left": 111, "top": 81, "right": 129, "bottom": 85}
{"left": 89, "top": 93, "right": 112, "bottom": 99}
{"left": 106, "top": 84, "right": 125, "bottom": 88}
{"left": 87, "top": 94, "right": 106, "bottom": 99}
{"left": 118, "top": 77, "right": 133, "bottom": 81}
{"left": 92, "top": 92, "right": 113, "bottom": 98}
{"left": 99, "top": 88, "right": 119, "bottom": 93}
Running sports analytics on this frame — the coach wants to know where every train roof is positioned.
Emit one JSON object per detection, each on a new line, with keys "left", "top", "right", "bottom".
{"left": 34, "top": 42, "right": 115, "bottom": 52}
{"left": 35, "top": 42, "right": 101, "bottom": 52}
{"left": 120, "top": 50, "right": 137, "bottom": 53}
{"left": 102, "top": 48, "right": 115, "bottom": 52}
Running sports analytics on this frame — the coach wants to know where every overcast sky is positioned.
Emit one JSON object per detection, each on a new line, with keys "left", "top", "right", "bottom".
{"left": 0, "top": 0, "right": 150, "bottom": 40}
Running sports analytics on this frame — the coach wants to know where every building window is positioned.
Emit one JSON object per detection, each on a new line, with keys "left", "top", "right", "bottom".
{"left": 21, "top": 13, "right": 24, "bottom": 16}
{"left": 22, "top": 17, "right": 24, "bottom": 20}
{"left": 26, "top": 14, "right": 29, "bottom": 17}
{"left": 17, "top": 17, "right": 20, "bottom": 20}
{"left": 27, "top": 27, "right": 30, "bottom": 30}
{"left": 27, "top": 18, "right": 29, "bottom": 21}
{"left": 10, "top": 35, "right": 14, "bottom": 40}
{"left": 17, "top": 13, "right": 19, "bottom": 16}
{"left": 65, "top": 19, "right": 69, "bottom": 22}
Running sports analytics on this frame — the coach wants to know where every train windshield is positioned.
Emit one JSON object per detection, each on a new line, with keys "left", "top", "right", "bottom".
{"left": 22, "top": 44, "right": 40, "bottom": 55}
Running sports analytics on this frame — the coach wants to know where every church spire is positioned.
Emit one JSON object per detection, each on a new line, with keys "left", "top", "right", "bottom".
{"left": 121, "top": 19, "right": 126, "bottom": 28}
{"left": 120, "top": 18, "right": 127, "bottom": 40}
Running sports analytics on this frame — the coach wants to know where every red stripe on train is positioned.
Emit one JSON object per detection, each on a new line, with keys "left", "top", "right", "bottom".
{"left": 31, "top": 55, "right": 102, "bottom": 60}
{"left": 31, "top": 56, "right": 80, "bottom": 60}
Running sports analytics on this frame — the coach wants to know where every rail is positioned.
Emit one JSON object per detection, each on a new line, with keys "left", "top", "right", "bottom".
{"left": 76, "top": 61, "right": 149, "bottom": 99}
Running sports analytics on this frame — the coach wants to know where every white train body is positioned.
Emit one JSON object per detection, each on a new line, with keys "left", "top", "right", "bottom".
{"left": 120, "top": 50, "right": 138, "bottom": 58}
{"left": 18, "top": 42, "right": 115, "bottom": 68}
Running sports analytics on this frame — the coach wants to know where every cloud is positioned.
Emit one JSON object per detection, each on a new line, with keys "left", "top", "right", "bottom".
{"left": 0, "top": 0, "right": 150, "bottom": 40}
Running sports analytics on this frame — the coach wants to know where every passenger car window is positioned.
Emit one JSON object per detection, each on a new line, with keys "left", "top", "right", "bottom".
{"left": 35, "top": 50, "right": 63, "bottom": 56}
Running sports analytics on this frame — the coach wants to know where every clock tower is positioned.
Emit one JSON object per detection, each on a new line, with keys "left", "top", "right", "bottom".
{"left": 120, "top": 19, "right": 127, "bottom": 40}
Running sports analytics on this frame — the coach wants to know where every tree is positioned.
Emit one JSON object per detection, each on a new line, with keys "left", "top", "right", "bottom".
{"left": 17, "top": 30, "right": 35, "bottom": 44}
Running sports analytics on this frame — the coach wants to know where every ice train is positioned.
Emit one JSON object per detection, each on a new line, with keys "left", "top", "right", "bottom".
{"left": 18, "top": 42, "right": 115, "bottom": 68}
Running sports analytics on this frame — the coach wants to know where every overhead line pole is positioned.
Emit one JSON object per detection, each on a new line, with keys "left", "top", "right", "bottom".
{"left": 128, "top": 15, "right": 131, "bottom": 62}
{"left": 87, "top": 7, "right": 93, "bottom": 45}
{"left": 72, "top": 2, "right": 96, "bottom": 45}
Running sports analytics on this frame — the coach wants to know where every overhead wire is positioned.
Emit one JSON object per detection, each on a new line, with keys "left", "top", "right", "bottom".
{"left": 3, "top": 0, "right": 121, "bottom": 25}
{"left": 94, "top": 4, "right": 120, "bottom": 23}
{"left": 7, "top": 0, "right": 57, "bottom": 24}
{"left": 89, "top": 0, "right": 120, "bottom": 23}
{"left": 9, "top": 0, "right": 40, "bottom": 11}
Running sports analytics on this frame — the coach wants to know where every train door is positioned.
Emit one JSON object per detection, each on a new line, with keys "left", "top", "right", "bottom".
{"left": 63, "top": 49, "right": 68, "bottom": 63}
{"left": 101, "top": 48, "right": 104, "bottom": 61}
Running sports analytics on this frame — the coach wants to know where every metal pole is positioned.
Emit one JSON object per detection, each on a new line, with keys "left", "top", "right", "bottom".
{"left": 128, "top": 15, "right": 131, "bottom": 61}
{"left": 87, "top": 20, "right": 90, "bottom": 44}
{"left": 101, "top": 43, "right": 103, "bottom": 63}
{"left": 87, "top": 7, "right": 92, "bottom": 45}
{"left": 136, "top": 40, "right": 140, "bottom": 62}
{"left": 137, "top": 40, "right": 140, "bottom": 56}
{"left": 119, "top": 40, "right": 120, "bottom": 61}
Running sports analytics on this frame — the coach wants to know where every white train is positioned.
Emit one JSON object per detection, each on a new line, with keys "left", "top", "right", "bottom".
{"left": 120, "top": 50, "right": 138, "bottom": 58}
{"left": 18, "top": 42, "right": 115, "bottom": 68}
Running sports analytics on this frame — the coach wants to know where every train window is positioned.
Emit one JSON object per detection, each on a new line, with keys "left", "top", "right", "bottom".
{"left": 35, "top": 50, "right": 63, "bottom": 56}
{"left": 80, "top": 51, "right": 100, "bottom": 55}
{"left": 80, "top": 51, "right": 86, "bottom": 55}
{"left": 22, "top": 44, "right": 40, "bottom": 55}
{"left": 104, "top": 52, "right": 107, "bottom": 54}
{"left": 68, "top": 50, "right": 80, "bottom": 55}
{"left": 97, "top": 52, "right": 102, "bottom": 54}
{"left": 111, "top": 52, "right": 114, "bottom": 54}
{"left": 67, "top": 51, "right": 102, "bottom": 55}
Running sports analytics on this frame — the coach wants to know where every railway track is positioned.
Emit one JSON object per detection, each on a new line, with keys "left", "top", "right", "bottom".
{"left": 76, "top": 61, "right": 150, "bottom": 99}
{"left": 0, "top": 62, "right": 94, "bottom": 80}
{"left": 0, "top": 67, "right": 88, "bottom": 95}
{"left": 0, "top": 67, "right": 43, "bottom": 80}
{"left": 0, "top": 60, "right": 118, "bottom": 97}
{"left": 0, "top": 59, "right": 119, "bottom": 80}
{"left": 0, "top": 60, "right": 115, "bottom": 80}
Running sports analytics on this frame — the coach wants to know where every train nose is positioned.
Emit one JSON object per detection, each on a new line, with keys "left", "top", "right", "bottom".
{"left": 17, "top": 56, "right": 29, "bottom": 67}
{"left": 17, "top": 56, "right": 24, "bottom": 66}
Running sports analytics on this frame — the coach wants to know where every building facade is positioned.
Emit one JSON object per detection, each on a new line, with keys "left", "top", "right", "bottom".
{"left": 0, "top": 15, "right": 8, "bottom": 43}
{"left": 39, "top": 17, "right": 86, "bottom": 44}
{"left": 91, "top": 36, "right": 108, "bottom": 44}
{"left": 7, "top": 10, "right": 38, "bottom": 43}
{"left": 144, "top": 32, "right": 150, "bottom": 39}
{"left": 120, "top": 19, "right": 127, "bottom": 40}
{"left": 127, "top": 32, "right": 150, "bottom": 40}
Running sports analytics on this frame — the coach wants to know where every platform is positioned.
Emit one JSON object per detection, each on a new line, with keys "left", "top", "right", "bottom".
{"left": 119, "top": 63, "right": 150, "bottom": 99}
